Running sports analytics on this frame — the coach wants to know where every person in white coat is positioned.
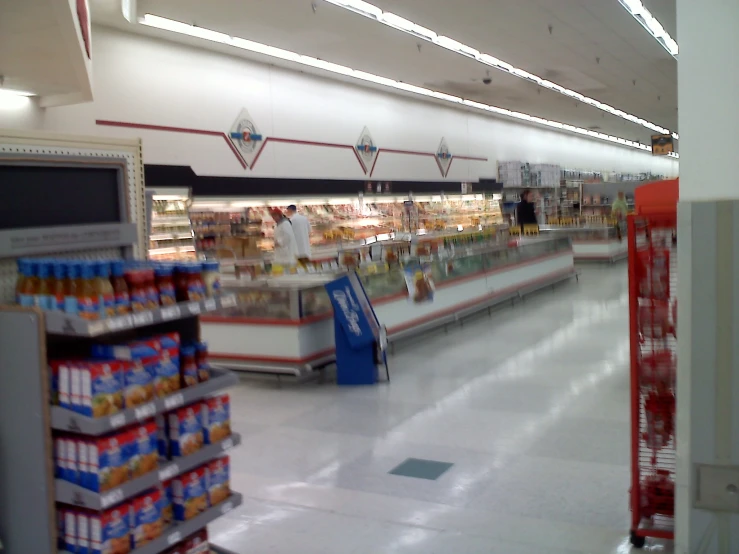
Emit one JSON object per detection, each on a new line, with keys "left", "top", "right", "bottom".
{"left": 269, "top": 208, "right": 298, "bottom": 266}
{"left": 286, "top": 204, "right": 312, "bottom": 263}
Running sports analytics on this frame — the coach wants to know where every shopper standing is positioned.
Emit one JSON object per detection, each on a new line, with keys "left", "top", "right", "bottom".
{"left": 270, "top": 208, "right": 298, "bottom": 265}
{"left": 516, "top": 189, "right": 538, "bottom": 232}
{"left": 611, "top": 191, "right": 629, "bottom": 241}
{"left": 286, "top": 204, "right": 312, "bottom": 264}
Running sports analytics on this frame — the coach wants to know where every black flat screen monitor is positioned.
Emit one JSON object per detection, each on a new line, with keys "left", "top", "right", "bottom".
{"left": 0, "top": 165, "right": 122, "bottom": 230}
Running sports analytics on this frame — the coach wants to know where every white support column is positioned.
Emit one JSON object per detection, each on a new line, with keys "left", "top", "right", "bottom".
{"left": 676, "top": 0, "right": 739, "bottom": 552}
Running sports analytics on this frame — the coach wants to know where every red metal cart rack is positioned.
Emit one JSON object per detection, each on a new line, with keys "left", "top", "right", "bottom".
{"left": 627, "top": 210, "right": 677, "bottom": 548}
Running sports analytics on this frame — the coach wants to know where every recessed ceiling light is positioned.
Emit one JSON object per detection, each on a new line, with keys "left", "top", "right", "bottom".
{"left": 139, "top": 14, "right": 677, "bottom": 157}
{"left": 321, "top": 0, "right": 675, "bottom": 136}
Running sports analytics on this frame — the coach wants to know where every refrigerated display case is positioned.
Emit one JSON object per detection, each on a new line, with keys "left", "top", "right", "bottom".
{"left": 189, "top": 193, "right": 502, "bottom": 259}
{"left": 147, "top": 187, "right": 196, "bottom": 261}
{"left": 539, "top": 224, "right": 627, "bottom": 262}
{"left": 201, "top": 236, "right": 577, "bottom": 376}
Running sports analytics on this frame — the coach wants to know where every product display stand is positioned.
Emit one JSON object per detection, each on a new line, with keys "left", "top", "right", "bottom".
{"left": 325, "top": 273, "right": 387, "bottom": 385}
{"left": 0, "top": 296, "right": 242, "bottom": 552}
{"left": 627, "top": 213, "right": 677, "bottom": 547}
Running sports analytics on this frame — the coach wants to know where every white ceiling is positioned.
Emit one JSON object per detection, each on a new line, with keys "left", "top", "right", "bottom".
{"left": 0, "top": 0, "right": 93, "bottom": 104}
{"left": 95, "top": 0, "right": 677, "bottom": 146}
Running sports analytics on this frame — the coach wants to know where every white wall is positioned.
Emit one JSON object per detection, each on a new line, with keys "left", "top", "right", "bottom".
{"left": 1, "top": 26, "right": 679, "bottom": 181}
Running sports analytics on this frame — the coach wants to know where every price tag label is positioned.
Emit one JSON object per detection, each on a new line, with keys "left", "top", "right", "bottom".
{"left": 161, "top": 306, "right": 181, "bottom": 321}
{"left": 132, "top": 311, "right": 155, "bottom": 327}
{"left": 204, "top": 298, "right": 217, "bottom": 311}
{"left": 107, "top": 316, "right": 132, "bottom": 332}
{"left": 188, "top": 302, "right": 201, "bottom": 315}
{"left": 167, "top": 531, "right": 182, "bottom": 546}
{"left": 134, "top": 402, "right": 156, "bottom": 421}
{"left": 221, "top": 295, "right": 237, "bottom": 308}
{"left": 88, "top": 321, "right": 106, "bottom": 336}
{"left": 221, "top": 437, "right": 234, "bottom": 451}
{"left": 109, "top": 413, "right": 127, "bottom": 429}
{"left": 159, "top": 463, "right": 180, "bottom": 481}
{"left": 101, "top": 488, "right": 124, "bottom": 509}
{"left": 163, "top": 392, "right": 184, "bottom": 411}
{"left": 220, "top": 500, "right": 234, "bottom": 515}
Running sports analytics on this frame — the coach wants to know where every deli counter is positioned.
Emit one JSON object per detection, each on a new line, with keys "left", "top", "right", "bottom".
{"left": 201, "top": 236, "right": 577, "bottom": 376}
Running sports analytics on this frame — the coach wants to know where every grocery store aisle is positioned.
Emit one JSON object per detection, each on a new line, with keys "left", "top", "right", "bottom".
{"left": 210, "top": 265, "right": 671, "bottom": 553}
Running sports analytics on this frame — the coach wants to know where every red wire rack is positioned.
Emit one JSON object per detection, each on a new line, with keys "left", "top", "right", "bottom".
{"left": 627, "top": 213, "right": 677, "bottom": 548}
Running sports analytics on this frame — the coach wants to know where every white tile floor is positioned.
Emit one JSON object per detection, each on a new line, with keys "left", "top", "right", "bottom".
{"left": 209, "top": 265, "right": 673, "bottom": 553}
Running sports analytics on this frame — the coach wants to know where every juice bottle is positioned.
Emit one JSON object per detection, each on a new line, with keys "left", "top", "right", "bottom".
{"left": 143, "top": 268, "right": 159, "bottom": 309}
{"left": 51, "top": 262, "right": 66, "bottom": 311}
{"left": 35, "top": 260, "right": 52, "bottom": 310}
{"left": 95, "top": 261, "right": 116, "bottom": 319}
{"left": 77, "top": 262, "right": 100, "bottom": 320}
{"left": 17, "top": 259, "right": 36, "bottom": 307}
{"left": 64, "top": 262, "right": 80, "bottom": 315}
{"left": 174, "top": 264, "right": 190, "bottom": 302}
{"left": 155, "top": 265, "right": 176, "bottom": 306}
{"left": 111, "top": 260, "right": 130, "bottom": 315}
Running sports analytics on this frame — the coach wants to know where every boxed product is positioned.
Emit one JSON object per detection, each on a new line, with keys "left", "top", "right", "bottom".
{"left": 93, "top": 334, "right": 181, "bottom": 399}
{"left": 89, "top": 503, "right": 131, "bottom": 554}
{"left": 130, "top": 421, "right": 158, "bottom": 478}
{"left": 154, "top": 333, "right": 181, "bottom": 397}
{"left": 79, "top": 361, "right": 125, "bottom": 417}
{"left": 159, "top": 479, "right": 174, "bottom": 524}
{"left": 56, "top": 359, "right": 126, "bottom": 417}
{"left": 85, "top": 431, "right": 132, "bottom": 492}
{"left": 206, "top": 456, "right": 230, "bottom": 506}
{"left": 202, "top": 395, "right": 231, "bottom": 444}
{"left": 49, "top": 360, "right": 60, "bottom": 406}
{"left": 123, "top": 359, "right": 154, "bottom": 407}
{"left": 183, "top": 528, "right": 210, "bottom": 554}
{"left": 55, "top": 435, "right": 78, "bottom": 483}
{"left": 180, "top": 345, "right": 198, "bottom": 387}
{"left": 63, "top": 508, "right": 76, "bottom": 553}
{"left": 78, "top": 511, "right": 91, "bottom": 554}
{"left": 172, "top": 467, "right": 208, "bottom": 521}
{"left": 156, "top": 414, "right": 169, "bottom": 459}
{"left": 131, "top": 489, "right": 164, "bottom": 549}
{"left": 168, "top": 404, "right": 203, "bottom": 457}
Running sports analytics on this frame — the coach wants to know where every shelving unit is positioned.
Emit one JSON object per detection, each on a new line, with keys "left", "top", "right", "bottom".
{"left": 0, "top": 133, "right": 241, "bottom": 554}
{"left": 0, "top": 296, "right": 242, "bottom": 553}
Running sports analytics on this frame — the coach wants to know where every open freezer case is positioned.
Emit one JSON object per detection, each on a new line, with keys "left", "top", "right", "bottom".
{"left": 201, "top": 236, "right": 577, "bottom": 377}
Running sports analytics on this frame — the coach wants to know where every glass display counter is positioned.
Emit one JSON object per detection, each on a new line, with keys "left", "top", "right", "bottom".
{"left": 539, "top": 225, "right": 627, "bottom": 262}
{"left": 201, "top": 237, "right": 576, "bottom": 376}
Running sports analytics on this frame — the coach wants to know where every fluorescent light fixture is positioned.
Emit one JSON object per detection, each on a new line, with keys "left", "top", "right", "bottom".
{"left": 0, "top": 89, "right": 34, "bottom": 109}
{"left": 618, "top": 0, "right": 678, "bottom": 57}
{"left": 322, "top": 0, "right": 675, "bottom": 136}
{"left": 329, "top": 0, "right": 382, "bottom": 19}
{"left": 138, "top": 14, "right": 679, "bottom": 157}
